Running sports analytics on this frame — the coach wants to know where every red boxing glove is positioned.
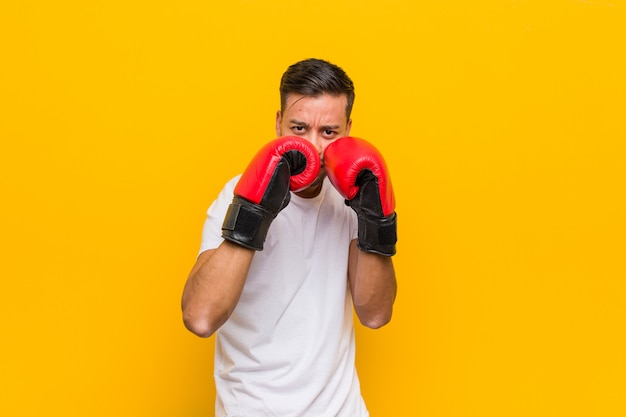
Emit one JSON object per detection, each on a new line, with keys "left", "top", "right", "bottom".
{"left": 324, "top": 137, "right": 397, "bottom": 256}
{"left": 222, "top": 136, "right": 320, "bottom": 250}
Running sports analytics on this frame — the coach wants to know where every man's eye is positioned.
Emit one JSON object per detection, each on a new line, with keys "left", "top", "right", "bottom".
{"left": 292, "top": 126, "right": 305, "bottom": 131}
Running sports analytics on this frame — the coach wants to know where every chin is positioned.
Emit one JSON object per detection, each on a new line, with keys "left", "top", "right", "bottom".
{"left": 296, "top": 174, "right": 325, "bottom": 198}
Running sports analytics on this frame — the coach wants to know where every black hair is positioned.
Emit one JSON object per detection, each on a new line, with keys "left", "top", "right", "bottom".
{"left": 279, "top": 58, "right": 355, "bottom": 121}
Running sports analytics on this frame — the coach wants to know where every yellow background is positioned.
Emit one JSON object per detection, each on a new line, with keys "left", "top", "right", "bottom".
{"left": 2, "top": 1, "right": 625, "bottom": 416}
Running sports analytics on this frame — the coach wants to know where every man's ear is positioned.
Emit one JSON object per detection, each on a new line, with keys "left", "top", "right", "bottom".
{"left": 346, "top": 118, "right": 352, "bottom": 136}
{"left": 275, "top": 111, "right": 282, "bottom": 137}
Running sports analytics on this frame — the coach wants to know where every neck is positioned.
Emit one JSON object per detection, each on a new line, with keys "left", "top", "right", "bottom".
{"left": 294, "top": 179, "right": 324, "bottom": 199}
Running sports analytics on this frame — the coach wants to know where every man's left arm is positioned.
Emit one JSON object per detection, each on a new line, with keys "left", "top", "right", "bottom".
{"left": 348, "top": 241, "right": 397, "bottom": 328}
{"left": 324, "top": 136, "right": 399, "bottom": 329}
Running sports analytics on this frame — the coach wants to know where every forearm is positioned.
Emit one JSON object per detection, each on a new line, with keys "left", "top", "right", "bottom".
{"left": 349, "top": 241, "right": 397, "bottom": 329}
{"left": 182, "top": 240, "right": 254, "bottom": 337}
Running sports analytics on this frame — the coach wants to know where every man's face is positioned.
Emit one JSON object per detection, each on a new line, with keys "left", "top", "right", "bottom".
{"left": 276, "top": 93, "right": 352, "bottom": 198}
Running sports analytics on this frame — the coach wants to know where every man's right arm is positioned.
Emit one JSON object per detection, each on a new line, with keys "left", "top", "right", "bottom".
{"left": 180, "top": 136, "right": 321, "bottom": 338}
{"left": 181, "top": 241, "right": 254, "bottom": 338}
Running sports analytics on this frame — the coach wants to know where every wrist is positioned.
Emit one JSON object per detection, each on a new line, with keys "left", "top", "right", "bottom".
{"left": 356, "top": 211, "right": 397, "bottom": 256}
{"left": 222, "top": 196, "right": 275, "bottom": 251}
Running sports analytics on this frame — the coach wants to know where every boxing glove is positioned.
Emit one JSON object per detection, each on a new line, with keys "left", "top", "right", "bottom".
{"left": 222, "top": 136, "right": 320, "bottom": 251}
{"left": 324, "top": 137, "right": 397, "bottom": 256}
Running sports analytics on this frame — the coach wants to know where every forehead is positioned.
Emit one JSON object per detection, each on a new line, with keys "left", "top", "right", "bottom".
{"left": 282, "top": 93, "right": 348, "bottom": 122}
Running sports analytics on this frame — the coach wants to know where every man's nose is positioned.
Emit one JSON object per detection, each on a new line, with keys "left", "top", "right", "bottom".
{"left": 309, "top": 134, "right": 324, "bottom": 154}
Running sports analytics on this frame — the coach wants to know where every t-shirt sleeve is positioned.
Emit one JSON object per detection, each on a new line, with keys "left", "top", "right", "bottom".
{"left": 198, "top": 175, "right": 241, "bottom": 255}
{"left": 350, "top": 209, "right": 359, "bottom": 240}
{"left": 350, "top": 209, "right": 359, "bottom": 242}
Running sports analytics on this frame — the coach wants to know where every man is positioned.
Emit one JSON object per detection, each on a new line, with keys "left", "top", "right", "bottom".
{"left": 182, "top": 58, "right": 398, "bottom": 417}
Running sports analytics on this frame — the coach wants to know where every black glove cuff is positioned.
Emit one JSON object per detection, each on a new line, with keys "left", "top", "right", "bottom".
{"left": 221, "top": 197, "right": 275, "bottom": 251}
{"left": 357, "top": 211, "right": 398, "bottom": 256}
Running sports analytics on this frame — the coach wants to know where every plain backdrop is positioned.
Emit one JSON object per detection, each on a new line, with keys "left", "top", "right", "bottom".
{"left": 1, "top": 1, "right": 625, "bottom": 416}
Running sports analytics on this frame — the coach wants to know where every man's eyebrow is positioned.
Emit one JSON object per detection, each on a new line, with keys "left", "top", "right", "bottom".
{"left": 289, "top": 119, "right": 341, "bottom": 130}
{"left": 289, "top": 119, "right": 309, "bottom": 127}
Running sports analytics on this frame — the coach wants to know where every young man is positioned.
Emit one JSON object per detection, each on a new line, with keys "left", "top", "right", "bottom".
{"left": 182, "top": 58, "right": 398, "bottom": 417}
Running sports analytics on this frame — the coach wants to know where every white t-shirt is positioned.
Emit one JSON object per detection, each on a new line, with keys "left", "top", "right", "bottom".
{"left": 199, "top": 176, "right": 368, "bottom": 417}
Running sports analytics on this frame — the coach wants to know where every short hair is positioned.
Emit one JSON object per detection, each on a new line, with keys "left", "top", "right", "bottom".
{"left": 279, "top": 58, "right": 355, "bottom": 121}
